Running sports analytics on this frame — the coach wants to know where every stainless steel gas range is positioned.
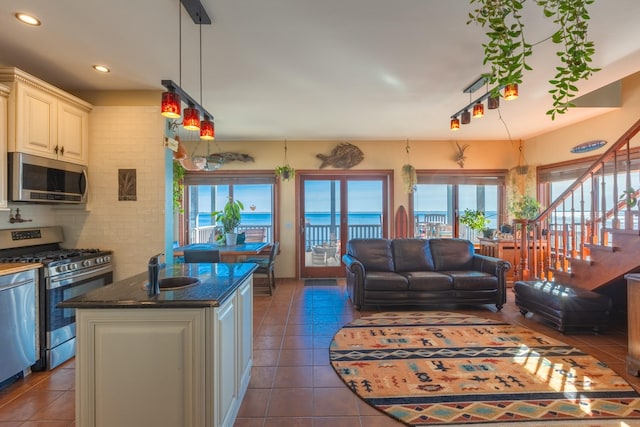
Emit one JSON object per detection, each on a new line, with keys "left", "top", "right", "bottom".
{"left": 0, "top": 226, "right": 112, "bottom": 370}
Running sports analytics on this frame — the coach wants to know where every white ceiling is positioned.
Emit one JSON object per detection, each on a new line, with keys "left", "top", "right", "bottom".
{"left": 1, "top": 0, "right": 639, "bottom": 141}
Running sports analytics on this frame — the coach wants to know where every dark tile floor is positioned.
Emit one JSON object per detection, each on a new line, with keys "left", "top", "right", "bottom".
{"left": 0, "top": 278, "right": 638, "bottom": 426}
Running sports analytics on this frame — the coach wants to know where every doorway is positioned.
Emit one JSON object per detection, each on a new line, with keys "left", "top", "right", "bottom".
{"left": 298, "top": 172, "right": 391, "bottom": 278}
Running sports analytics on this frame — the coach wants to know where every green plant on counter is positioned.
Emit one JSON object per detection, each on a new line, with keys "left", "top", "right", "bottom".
{"left": 460, "top": 209, "right": 490, "bottom": 232}
{"left": 619, "top": 186, "right": 638, "bottom": 208}
{"left": 173, "top": 161, "right": 185, "bottom": 213}
{"left": 212, "top": 197, "right": 244, "bottom": 234}
{"left": 509, "top": 194, "right": 541, "bottom": 220}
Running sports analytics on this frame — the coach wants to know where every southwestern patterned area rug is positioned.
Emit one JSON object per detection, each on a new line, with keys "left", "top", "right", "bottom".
{"left": 329, "top": 312, "right": 640, "bottom": 426}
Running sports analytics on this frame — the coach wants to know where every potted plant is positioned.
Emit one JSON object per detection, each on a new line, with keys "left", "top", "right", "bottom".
{"left": 619, "top": 186, "right": 638, "bottom": 208}
{"left": 275, "top": 164, "right": 295, "bottom": 181}
{"left": 508, "top": 195, "right": 541, "bottom": 220}
{"left": 212, "top": 198, "right": 244, "bottom": 245}
{"left": 459, "top": 209, "right": 490, "bottom": 240}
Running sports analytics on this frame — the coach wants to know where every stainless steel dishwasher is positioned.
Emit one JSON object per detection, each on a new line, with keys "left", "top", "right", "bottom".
{"left": 0, "top": 268, "right": 37, "bottom": 384}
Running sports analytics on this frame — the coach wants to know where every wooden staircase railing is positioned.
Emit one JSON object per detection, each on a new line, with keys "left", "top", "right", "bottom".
{"left": 513, "top": 117, "right": 640, "bottom": 290}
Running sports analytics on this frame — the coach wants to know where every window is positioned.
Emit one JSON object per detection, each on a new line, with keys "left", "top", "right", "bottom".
{"left": 538, "top": 148, "right": 640, "bottom": 227}
{"left": 181, "top": 171, "right": 278, "bottom": 245}
{"left": 411, "top": 170, "right": 506, "bottom": 242}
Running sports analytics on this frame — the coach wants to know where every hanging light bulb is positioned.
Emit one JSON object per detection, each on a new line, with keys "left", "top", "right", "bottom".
{"left": 504, "top": 83, "right": 519, "bottom": 101}
{"left": 472, "top": 101, "right": 484, "bottom": 118}
{"left": 183, "top": 106, "right": 200, "bottom": 130}
{"left": 161, "top": 91, "right": 181, "bottom": 118}
{"left": 200, "top": 118, "right": 215, "bottom": 140}
{"left": 450, "top": 117, "right": 460, "bottom": 131}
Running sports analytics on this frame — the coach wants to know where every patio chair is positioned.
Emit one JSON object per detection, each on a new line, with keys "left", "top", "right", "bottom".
{"left": 245, "top": 242, "right": 279, "bottom": 295}
{"left": 183, "top": 249, "right": 221, "bottom": 263}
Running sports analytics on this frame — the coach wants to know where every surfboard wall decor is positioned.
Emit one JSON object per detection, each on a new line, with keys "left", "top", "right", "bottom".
{"left": 570, "top": 139, "right": 607, "bottom": 154}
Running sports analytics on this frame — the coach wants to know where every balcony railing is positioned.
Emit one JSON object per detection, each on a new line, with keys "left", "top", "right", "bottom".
{"left": 191, "top": 223, "right": 383, "bottom": 250}
{"left": 305, "top": 224, "right": 382, "bottom": 250}
{"left": 190, "top": 225, "right": 272, "bottom": 244}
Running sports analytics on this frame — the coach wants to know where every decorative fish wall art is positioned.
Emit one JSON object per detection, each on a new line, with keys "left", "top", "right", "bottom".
{"left": 316, "top": 143, "right": 364, "bottom": 169}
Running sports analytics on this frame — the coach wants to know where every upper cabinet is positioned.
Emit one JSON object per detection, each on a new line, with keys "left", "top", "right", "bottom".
{"left": 0, "top": 84, "right": 9, "bottom": 210}
{"left": 0, "top": 67, "right": 92, "bottom": 165}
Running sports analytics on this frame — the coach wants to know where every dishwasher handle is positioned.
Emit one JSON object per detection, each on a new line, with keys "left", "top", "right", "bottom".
{"left": 0, "top": 278, "right": 35, "bottom": 292}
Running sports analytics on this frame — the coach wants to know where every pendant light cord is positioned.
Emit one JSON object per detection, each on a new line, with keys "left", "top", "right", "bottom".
{"left": 199, "top": 6, "right": 203, "bottom": 105}
{"left": 178, "top": 1, "right": 182, "bottom": 86}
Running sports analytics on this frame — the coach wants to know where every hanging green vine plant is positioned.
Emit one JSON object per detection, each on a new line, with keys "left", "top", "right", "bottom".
{"left": 173, "top": 161, "right": 185, "bottom": 213}
{"left": 467, "top": 0, "right": 599, "bottom": 119}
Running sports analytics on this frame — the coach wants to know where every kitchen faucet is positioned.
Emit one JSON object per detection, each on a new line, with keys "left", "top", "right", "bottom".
{"left": 147, "top": 253, "right": 163, "bottom": 296}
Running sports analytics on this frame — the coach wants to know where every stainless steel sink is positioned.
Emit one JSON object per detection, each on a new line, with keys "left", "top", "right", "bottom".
{"left": 157, "top": 276, "right": 200, "bottom": 290}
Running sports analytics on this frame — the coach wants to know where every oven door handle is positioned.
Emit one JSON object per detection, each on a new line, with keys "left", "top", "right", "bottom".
{"left": 0, "top": 278, "right": 35, "bottom": 292}
{"left": 48, "top": 264, "right": 113, "bottom": 290}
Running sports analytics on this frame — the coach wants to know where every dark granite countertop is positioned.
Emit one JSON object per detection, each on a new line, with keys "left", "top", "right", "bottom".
{"left": 59, "top": 262, "right": 258, "bottom": 309}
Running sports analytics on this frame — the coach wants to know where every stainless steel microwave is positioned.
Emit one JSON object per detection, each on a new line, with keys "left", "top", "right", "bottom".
{"left": 8, "top": 152, "right": 88, "bottom": 204}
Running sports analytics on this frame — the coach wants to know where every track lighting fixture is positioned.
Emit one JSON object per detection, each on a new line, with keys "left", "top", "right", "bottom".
{"left": 160, "top": 0, "right": 214, "bottom": 132}
{"left": 449, "top": 76, "right": 519, "bottom": 130}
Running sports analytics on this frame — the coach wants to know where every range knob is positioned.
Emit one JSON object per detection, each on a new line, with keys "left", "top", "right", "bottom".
{"left": 57, "top": 265, "right": 67, "bottom": 273}
{"left": 69, "top": 263, "right": 78, "bottom": 271}
{"left": 82, "top": 260, "right": 92, "bottom": 267}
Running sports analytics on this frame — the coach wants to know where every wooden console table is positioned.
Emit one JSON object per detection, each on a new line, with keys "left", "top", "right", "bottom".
{"left": 478, "top": 238, "right": 547, "bottom": 284}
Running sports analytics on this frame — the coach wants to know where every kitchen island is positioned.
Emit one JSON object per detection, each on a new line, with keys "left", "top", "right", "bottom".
{"left": 59, "top": 262, "right": 257, "bottom": 427}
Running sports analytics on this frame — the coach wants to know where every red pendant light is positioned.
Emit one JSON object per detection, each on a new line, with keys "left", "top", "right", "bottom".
{"left": 161, "top": 91, "right": 181, "bottom": 118}
{"left": 504, "top": 83, "right": 519, "bottom": 101}
{"left": 450, "top": 117, "right": 460, "bottom": 131}
{"left": 472, "top": 101, "right": 484, "bottom": 118}
{"left": 460, "top": 110, "right": 471, "bottom": 125}
{"left": 200, "top": 119, "right": 215, "bottom": 140}
{"left": 183, "top": 107, "right": 200, "bottom": 130}
{"left": 487, "top": 95, "right": 500, "bottom": 110}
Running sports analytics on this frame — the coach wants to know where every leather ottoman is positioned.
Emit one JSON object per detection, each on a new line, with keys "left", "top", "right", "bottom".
{"left": 513, "top": 280, "right": 612, "bottom": 333}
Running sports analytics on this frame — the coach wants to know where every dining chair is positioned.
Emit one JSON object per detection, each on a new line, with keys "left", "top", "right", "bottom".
{"left": 183, "top": 249, "right": 221, "bottom": 263}
{"left": 244, "top": 241, "right": 279, "bottom": 295}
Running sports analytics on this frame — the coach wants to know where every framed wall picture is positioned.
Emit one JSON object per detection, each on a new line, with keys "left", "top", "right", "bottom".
{"left": 118, "top": 169, "right": 137, "bottom": 201}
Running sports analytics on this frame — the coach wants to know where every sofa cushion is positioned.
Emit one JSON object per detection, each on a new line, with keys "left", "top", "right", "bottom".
{"left": 429, "top": 239, "right": 474, "bottom": 271}
{"left": 402, "top": 271, "right": 452, "bottom": 291}
{"left": 392, "top": 239, "right": 435, "bottom": 272}
{"left": 347, "top": 239, "right": 394, "bottom": 272}
{"left": 363, "top": 272, "right": 408, "bottom": 291}
{"left": 443, "top": 271, "right": 498, "bottom": 290}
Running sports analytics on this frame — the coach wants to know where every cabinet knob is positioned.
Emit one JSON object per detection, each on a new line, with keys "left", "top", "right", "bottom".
{"left": 54, "top": 145, "right": 59, "bottom": 154}
{"left": 60, "top": 146, "right": 64, "bottom": 156}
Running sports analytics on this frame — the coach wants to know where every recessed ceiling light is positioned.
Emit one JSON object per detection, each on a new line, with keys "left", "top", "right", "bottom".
{"left": 92, "top": 65, "right": 110, "bottom": 73}
{"left": 15, "top": 12, "right": 41, "bottom": 26}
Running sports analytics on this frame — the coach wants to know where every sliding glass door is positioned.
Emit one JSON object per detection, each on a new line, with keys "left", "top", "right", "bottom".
{"left": 299, "top": 173, "right": 390, "bottom": 278}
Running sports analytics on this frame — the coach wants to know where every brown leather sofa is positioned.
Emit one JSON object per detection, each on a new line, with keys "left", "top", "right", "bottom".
{"left": 342, "top": 238, "right": 511, "bottom": 310}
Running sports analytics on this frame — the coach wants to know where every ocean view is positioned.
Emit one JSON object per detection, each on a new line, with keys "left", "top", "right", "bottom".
{"left": 195, "top": 210, "right": 499, "bottom": 228}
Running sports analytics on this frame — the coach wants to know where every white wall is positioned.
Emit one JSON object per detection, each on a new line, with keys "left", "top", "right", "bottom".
{"left": 54, "top": 106, "right": 167, "bottom": 280}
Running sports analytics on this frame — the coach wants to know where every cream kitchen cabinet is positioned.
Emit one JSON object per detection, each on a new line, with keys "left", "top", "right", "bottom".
{"left": 73, "top": 274, "right": 254, "bottom": 427}
{"left": 0, "top": 67, "right": 91, "bottom": 165}
{"left": 0, "top": 84, "right": 9, "bottom": 210}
